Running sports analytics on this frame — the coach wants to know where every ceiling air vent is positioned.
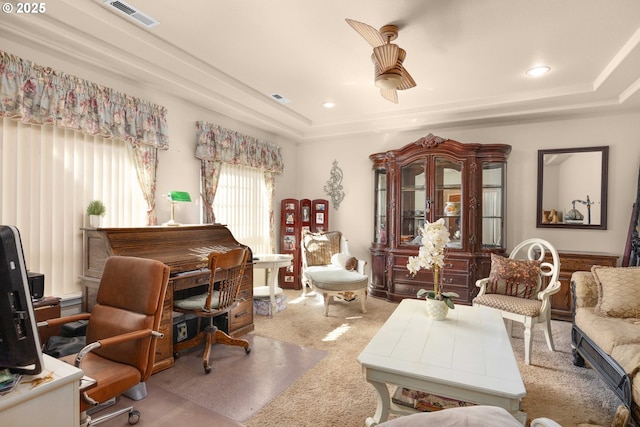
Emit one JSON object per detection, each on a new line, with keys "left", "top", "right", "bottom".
{"left": 103, "top": 0, "right": 159, "bottom": 28}
{"left": 270, "top": 93, "right": 291, "bottom": 104}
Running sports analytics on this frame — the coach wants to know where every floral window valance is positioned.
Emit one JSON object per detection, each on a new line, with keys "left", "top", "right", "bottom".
{"left": 0, "top": 50, "right": 169, "bottom": 148}
{"left": 195, "top": 121, "right": 284, "bottom": 173}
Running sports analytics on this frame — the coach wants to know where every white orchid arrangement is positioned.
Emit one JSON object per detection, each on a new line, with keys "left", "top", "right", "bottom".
{"left": 407, "top": 218, "right": 459, "bottom": 308}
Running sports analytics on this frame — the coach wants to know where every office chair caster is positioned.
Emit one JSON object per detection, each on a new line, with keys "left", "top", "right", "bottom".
{"left": 128, "top": 409, "right": 140, "bottom": 424}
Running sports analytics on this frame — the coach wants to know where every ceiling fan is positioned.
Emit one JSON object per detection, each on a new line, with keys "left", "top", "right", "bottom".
{"left": 346, "top": 18, "right": 417, "bottom": 103}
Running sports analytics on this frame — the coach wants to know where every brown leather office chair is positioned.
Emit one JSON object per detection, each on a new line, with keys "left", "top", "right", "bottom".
{"left": 173, "top": 247, "right": 251, "bottom": 374}
{"left": 41, "top": 256, "right": 170, "bottom": 426}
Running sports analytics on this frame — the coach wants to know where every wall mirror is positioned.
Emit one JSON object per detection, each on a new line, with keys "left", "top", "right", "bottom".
{"left": 536, "top": 146, "right": 609, "bottom": 230}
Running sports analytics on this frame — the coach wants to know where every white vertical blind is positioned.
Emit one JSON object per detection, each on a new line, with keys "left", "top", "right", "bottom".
{"left": 0, "top": 118, "right": 147, "bottom": 297}
{"left": 213, "top": 164, "right": 270, "bottom": 254}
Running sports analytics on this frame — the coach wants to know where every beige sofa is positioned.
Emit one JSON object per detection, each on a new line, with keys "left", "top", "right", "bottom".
{"left": 571, "top": 268, "right": 640, "bottom": 424}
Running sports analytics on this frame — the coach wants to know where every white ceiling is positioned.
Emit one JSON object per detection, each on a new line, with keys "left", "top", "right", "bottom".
{"left": 2, "top": 0, "right": 640, "bottom": 142}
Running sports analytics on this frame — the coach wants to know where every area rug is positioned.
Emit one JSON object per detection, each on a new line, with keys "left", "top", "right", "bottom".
{"left": 246, "top": 289, "right": 621, "bottom": 427}
{"left": 149, "top": 334, "right": 327, "bottom": 422}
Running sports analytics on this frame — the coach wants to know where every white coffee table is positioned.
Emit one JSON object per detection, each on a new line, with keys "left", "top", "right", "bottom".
{"left": 358, "top": 299, "right": 526, "bottom": 426}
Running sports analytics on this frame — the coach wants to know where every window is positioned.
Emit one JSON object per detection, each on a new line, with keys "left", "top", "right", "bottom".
{"left": 212, "top": 164, "right": 271, "bottom": 254}
{"left": 0, "top": 118, "right": 147, "bottom": 297}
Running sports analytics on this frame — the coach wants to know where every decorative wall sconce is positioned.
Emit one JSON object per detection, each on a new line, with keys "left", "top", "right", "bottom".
{"left": 324, "top": 160, "right": 345, "bottom": 210}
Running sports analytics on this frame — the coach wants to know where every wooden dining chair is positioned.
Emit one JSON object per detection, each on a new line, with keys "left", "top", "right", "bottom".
{"left": 173, "top": 247, "right": 251, "bottom": 373}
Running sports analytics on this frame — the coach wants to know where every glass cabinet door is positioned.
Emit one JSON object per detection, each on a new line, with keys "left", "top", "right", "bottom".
{"left": 400, "top": 161, "right": 426, "bottom": 245}
{"left": 434, "top": 157, "right": 463, "bottom": 249}
{"left": 374, "top": 168, "right": 387, "bottom": 244}
{"left": 482, "top": 162, "right": 506, "bottom": 248}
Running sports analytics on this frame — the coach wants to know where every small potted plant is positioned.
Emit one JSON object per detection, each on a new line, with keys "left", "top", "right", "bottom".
{"left": 86, "top": 200, "right": 106, "bottom": 228}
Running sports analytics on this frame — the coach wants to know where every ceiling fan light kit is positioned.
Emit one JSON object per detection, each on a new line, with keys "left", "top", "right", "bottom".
{"left": 375, "top": 72, "right": 403, "bottom": 90}
{"left": 346, "top": 18, "right": 416, "bottom": 103}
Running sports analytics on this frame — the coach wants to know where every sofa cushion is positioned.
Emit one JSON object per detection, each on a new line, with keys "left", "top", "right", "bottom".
{"left": 305, "top": 269, "right": 368, "bottom": 292}
{"left": 571, "top": 271, "right": 598, "bottom": 308}
{"left": 303, "top": 231, "right": 341, "bottom": 266}
{"left": 486, "top": 253, "right": 541, "bottom": 299}
{"left": 575, "top": 307, "right": 640, "bottom": 354}
{"left": 592, "top": 266, "right": 640, "bottom": 318}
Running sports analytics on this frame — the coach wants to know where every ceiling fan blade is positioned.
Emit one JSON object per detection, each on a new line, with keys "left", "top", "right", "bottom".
{"left": 380, "top": 88, "right": 398, "bottom": 104}
{"left": 397, "top": 68, "right": 417, "bottom": 90}
{"left": 373, "top": 44, "right": 400, "bottom": 72}
{"left": 345, "top": 18, "right": 385, "bottom": 47}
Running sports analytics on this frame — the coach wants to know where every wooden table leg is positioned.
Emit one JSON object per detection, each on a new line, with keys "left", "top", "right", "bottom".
{"left": 364, "top": 376, "right": 391, "bottom": 426}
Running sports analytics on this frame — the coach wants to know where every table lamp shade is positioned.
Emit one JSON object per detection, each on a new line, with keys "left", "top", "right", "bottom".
{"left": 164, "top": 191, "right": 192, "bottom": 226}
{"left": 169, "top": 191, "right": 192, "bottom": 202}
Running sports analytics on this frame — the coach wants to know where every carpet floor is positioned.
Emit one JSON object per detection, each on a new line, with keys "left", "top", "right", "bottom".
{"left": 246, "top": 290, "right": 620, "bottom": 427}
{"left": 95, "top": 289, "right": 621, "bottom": 427}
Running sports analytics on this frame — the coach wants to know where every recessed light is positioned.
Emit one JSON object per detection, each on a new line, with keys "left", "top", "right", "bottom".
{"left": 526, "top": 66, "right": 551, "bottom": 77}
{"left": 322, "top": 101, "right": 336, "bottom": 109}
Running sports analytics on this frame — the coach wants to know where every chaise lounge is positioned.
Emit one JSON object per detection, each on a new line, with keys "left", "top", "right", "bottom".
{"left": 300, "top": 230, "right": 368, "bottom": 316}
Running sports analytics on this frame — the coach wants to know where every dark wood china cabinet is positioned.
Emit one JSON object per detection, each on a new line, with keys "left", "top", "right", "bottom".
{"left": 369, "top": 134, "right": 512, "bottom": 305}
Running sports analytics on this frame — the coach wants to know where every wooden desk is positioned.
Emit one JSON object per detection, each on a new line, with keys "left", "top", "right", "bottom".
{"left": 81, "top": 225, "right": 254, "bottom": 373}
{"left": 0, "top": 354, "right": 84, "bottom": 427}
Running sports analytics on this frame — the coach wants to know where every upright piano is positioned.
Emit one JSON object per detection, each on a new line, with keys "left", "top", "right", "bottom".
{"left": 81, "top": 224, "right": 254, "bottom": 373}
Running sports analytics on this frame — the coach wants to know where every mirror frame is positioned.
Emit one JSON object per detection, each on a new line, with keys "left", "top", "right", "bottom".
{"left": 536, "top": 146, "right": 609, "bottom": 230}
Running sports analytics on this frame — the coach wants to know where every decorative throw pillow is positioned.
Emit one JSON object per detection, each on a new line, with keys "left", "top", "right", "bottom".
{"left": 345, "top": 256, "right": 358, "bottom": 271}
{"left": 486, "top": 253, "right": 541, "bottom": 299}
{"left": 303, "top": 231, "right": 341, "bottom": 266}
{"left": 331, "top": 253, "right": 358, "bottom": 271}
{"left": 592, "top": 266, "right": 640, "bottom": 318}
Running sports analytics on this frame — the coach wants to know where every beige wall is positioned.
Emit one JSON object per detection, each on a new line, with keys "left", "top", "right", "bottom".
{"left": 3, "top": 39, "right": 640, "bottom": 270}
{"left": 295, "top": 112, "right": 640, "bottom": 269}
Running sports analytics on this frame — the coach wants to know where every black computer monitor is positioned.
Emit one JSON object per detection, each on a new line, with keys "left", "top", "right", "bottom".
{"left": 0, "top": 225, "right": 44, "bottom": 374}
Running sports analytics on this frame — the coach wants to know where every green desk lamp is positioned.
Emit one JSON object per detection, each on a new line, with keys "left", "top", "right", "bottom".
{"left": 164, "top": 191, "right": 191, "bottom": 226}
